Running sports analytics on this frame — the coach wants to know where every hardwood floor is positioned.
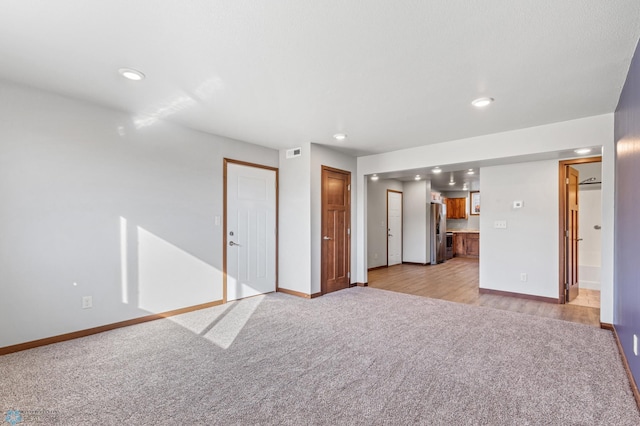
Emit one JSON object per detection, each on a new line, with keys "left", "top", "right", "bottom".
{"left": 368, "top": 258, "right": 601, "bottom": 327}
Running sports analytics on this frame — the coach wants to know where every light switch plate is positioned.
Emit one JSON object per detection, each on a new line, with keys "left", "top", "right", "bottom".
{"left": 494, "top": 220, "right": 507, "bottom": 229}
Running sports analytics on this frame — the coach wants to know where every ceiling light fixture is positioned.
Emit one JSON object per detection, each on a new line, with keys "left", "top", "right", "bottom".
{"left": 449, "top": 181, "right": 456, "bottom": 186}
{"left": 370, "top": 174, "right": 379, "bottom": 181}
{"left": 574, "top": 148, "right": 592, "bottom": 155}
{"left": 432, "top": 167, "right": 442, "bottom": 174}
{"left": 471, "top": 97, "right": 494, "bottom": 108}
{"left": 415, "top": 175, "right": 421, "bottom": 181}
{"left": 333, "top": 133, "right": 347, "bottom": 141}
{"left": 118, "top": 68, "right": 145, "bottom": 81}
{"left": 467, "top": 169, "right": 475, "bottom": 175}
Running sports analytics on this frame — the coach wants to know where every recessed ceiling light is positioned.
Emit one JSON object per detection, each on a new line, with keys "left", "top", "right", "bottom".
{"left": 333, "top": 133, "right": 347, "bottom": 141}
{"left": 415, "top": 175, "right": 421, "bottom": 181}
{"left": 471, "top": 97, "right": 494, "bottom": 108}
{"left": 467, "top": 169, "right": 475, "bottom": 175}
{"left": 432, "top": 167, "right": 442, "bottom": 174}
{"left": 119, "top": 68, "right": 145, "bottom": 81}
{"left": 574, "top": 148, "right": 592, "bottom": 155}
{"left": 370, "top": 174, "right": 379, "bottom": 181}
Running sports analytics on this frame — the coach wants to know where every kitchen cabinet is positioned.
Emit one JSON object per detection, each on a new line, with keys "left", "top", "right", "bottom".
{"left": 453, "top": 232, "right": 479, "bottom": 258}
{"left": 446, "top": 197, "right": 467, "bottom": 219}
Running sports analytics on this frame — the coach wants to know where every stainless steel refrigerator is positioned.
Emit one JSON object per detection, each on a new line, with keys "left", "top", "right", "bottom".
{"left": 430, "top": 203, "right": 446, "bottom": 264}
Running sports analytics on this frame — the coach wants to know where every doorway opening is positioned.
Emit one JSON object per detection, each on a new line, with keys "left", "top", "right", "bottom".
{"left": 387, "top": 190, "right": 403, "bottom": 266}
{"left": 558, "top": 156, "right": 602, "bottom": 306}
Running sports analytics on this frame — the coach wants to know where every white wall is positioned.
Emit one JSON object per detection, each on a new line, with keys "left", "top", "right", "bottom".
{"left": 278, "top": 142, "right": 311, "bottom": 294}
{"left": 0, "top": 81, "right": 278, "bottom": 348}
{"left": 402, "top": 180, "right": 429, "bottom": 264}
{"left": 367, "top": 178, "right": 403, "bottom": 268}
{"left": 310, "top": 144, "right": 357, "bottom": 293}
{"left": 355, "top": 114, "right": 615, "bottom": 323}
{"left": 480, "top": 160, "right": 559, "bottom": 298}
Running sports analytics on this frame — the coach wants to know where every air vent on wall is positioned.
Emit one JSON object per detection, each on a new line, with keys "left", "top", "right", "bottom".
{"left": 286, "top": 147, "right": 302, "bottom": 159}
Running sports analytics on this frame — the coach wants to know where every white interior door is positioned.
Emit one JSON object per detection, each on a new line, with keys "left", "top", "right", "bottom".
{"left": 387, "top": 190, "right": 403, "bottom": 266}
{"left": 226, "top": 162, "right": 276, "bottom": 301}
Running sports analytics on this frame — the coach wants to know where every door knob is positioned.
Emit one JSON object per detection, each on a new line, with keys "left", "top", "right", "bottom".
{"left": 323, "top": 236, "right": 332, "bottom": 240}
{"left": 229, "top": 241, "right": 241, "bottom": 246}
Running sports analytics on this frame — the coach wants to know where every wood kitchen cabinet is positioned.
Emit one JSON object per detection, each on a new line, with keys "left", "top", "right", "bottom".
{"left": 446, "top": 197, "right": 467, "bottom": 219}
{"left": 453, "top": 232, "right": 479, "bottom": 258}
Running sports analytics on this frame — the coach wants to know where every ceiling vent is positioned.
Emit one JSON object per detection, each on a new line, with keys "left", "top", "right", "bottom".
{"left": 286, "top": 147, "right": 302, "bottom": 159}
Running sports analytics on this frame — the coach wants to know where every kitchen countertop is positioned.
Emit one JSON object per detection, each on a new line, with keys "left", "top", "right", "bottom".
{"left": 447, "top": 229, "right": 480, "bottom": 233}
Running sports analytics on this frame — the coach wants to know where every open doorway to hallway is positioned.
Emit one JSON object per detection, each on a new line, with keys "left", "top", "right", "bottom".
{"left": 559, "top": 157, "right": 602, "bottom": 308}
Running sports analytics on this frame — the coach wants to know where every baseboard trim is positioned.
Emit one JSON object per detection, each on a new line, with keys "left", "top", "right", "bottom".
{"left": 479, "top": 288, "right": 559, "bottom": 304}
{"left": 277, "top": 288, "right": 322, "bottom": 299}
{"left": 367, "top": 265, "right": 388, "bottom": 271}
{"left": 0, "top": 299, "right": 224, "bottom": 356}
{"left": 607, "top": 324, "right": 640, "bottom": 411}
{"left": 402, "top": 262, "right": 428, "bottom": 266}
{"left": 600, "top": 322, "right": 614, "bottom": 331}
{"left": 357, "top": 282, "right": 368, "bottom": 287}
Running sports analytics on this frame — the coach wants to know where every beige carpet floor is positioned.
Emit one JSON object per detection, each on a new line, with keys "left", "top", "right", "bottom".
{"left": 1, "top": 287, "right": 638, "bottom": 425}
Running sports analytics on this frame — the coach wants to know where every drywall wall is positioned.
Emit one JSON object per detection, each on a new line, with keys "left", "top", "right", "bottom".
{"left": 355, "top": 113, "right": 615, "bottom": 323}
{"left": 480, "top": 160, "right": 559, "bottom": 298}
{"left": 278, "top": 142, "right": 312, "bottom": 294}
{"left": 367, "top": 178, "right": 403, "bottom": 268}
{"left": 402, "top": 180, "right": 429, "bottom": 264}
{"left": 310, "top": 144, "right": 357, "bottom": 293}
{"left": 0, "top": 81, "right": 278, "bottom": 348}
{"left": 614, "top": 37, "right": 640, "bottom": 384}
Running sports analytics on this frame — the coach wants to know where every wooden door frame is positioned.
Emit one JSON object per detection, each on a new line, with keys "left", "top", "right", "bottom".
{"left": 558, "top": 156, "right": 601, "bottom": 304}
{"left": 386, "top": 189, "right": 403, "bottom": 267}
{"left": 320, "top": 165, "right": 351, "bottom": 295}
{"left": 223, "top": 158, "right": 279, "bottom": 303}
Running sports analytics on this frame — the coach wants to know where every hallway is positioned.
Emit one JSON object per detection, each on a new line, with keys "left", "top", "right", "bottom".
{"left": 368, "top": 258, "right": 601, "bottom": 327}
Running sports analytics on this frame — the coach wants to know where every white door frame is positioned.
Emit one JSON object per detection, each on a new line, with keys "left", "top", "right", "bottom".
{"left": 223, "top": 158, "right": 278, "bottom": 303}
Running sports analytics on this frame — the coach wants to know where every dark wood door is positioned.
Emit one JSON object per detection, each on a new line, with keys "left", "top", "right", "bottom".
{"left": 321, "top": 166, "right": 351, "bottom": 294}
{"left": 566, "top": 166, "right": 580, "bottom": 302}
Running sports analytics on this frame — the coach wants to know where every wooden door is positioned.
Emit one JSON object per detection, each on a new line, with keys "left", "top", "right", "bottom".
{"left": 387, "top": 190, "right": 403, "bottom": 266}
{"left": 566, "top": 166, "right": 580, "bottom": 302}
{"left": 224, "top": 160, "right": 277, "bottom": 302}
{"left": 321, "top": 166, "right": 351, "bottom": 294}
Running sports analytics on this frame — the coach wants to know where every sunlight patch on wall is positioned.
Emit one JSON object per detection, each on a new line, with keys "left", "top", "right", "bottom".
{"left": 137, "top": 226, "right": 221, "bottom": 313}
{"left": 120, "top": 216, "right": 129, "bottom": 304}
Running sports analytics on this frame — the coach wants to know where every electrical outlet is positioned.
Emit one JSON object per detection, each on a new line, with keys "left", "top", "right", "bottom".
{"left": 520, "top": 273, "right": 527, "bottom": 282}
{"left": 82, "top": 296, "right": 93, "bottom": 309}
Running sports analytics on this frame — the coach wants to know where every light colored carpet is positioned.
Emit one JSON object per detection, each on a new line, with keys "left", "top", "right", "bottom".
{"left": 1, "top": 287, "right": 638, "bottom": 425}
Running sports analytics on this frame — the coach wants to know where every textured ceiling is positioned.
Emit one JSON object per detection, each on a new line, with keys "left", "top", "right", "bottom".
{"left": 1, "top": 1, "right": 639, "bottom": 156}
